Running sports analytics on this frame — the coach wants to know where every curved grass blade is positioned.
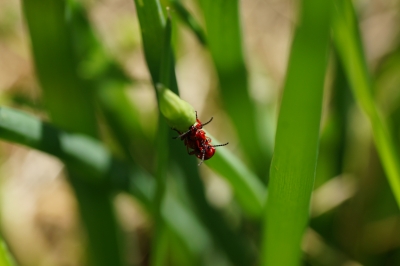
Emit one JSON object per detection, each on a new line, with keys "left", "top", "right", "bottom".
{"left": 332, "top": 0, "right": 400, "bottom": 207}
{"left": 0, "top": 106, "right": 115, "bottom": 182}
{"left": 205, "top": 132, "right": 266, "bottom": 218}
{"left": 261, "top": 0, "right": 332, "bottom": 264}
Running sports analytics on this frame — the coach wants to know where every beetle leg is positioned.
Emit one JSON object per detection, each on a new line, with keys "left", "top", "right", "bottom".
{"left": 198, "top": 149, "right": 206, "bottom": 166}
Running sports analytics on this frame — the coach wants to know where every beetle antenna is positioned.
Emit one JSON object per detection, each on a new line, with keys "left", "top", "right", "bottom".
{"left": 201, "top": 117, "right": 213, "bottom": 127}
{"left": 212, "top": 142, "right": 229, "bottom": 147}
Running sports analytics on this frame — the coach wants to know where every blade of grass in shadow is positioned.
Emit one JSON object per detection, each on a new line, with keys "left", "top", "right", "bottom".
{"left": 329, "top": 54, "right": 352, "bottom": 177}
{"left": 0, "top": 106, "right": 210, "bottom": 261}
{"left": 196, "top": 0, "right": 269, "bottom": 176}
{"left": 204, "top": 132, "right": 266, "bottom": 218}
{"left": 261, "top": 0, "right": 332, "bottom": 264}
{"left": 314, "top": 53, "right": 352, "bottom": 189}
{"left": 332, "top": 0, "right": 400, "bottom": 207}
{"left": 21, "top": 1, "right": 123, "bottom": 265}
{"left": 133, "top": 0, "right": 255, "bottom": 263}
{"left": 376, "top": 47, "right": 400, "bottom": 150}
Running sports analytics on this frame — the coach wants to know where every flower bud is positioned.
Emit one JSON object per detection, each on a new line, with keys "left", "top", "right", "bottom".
{"left": 157, "top": 84, "right": 196, "bottom": 131}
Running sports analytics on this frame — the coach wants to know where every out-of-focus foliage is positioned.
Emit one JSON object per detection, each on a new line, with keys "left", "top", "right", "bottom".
{"left": 0, "top": 0, "right": 400, "bottom": 265}
{"left": 0, "top": 235, "right": 15, "bottom": 266}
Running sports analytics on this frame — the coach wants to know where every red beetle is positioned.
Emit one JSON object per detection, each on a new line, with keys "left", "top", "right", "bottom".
{"left": 191, "top": 140, "right": 228, "bottom": 165}
{"left": 173, "top": 111, "right": 228, "bottom": 165}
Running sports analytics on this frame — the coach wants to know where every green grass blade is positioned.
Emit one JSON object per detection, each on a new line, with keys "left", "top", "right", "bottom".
{"left": 161, "top": 191, "right": 211, "bottom": 255}
{"left": 21, "top": 1, "right": 125, "bottom": 264}
{"left": 133, "top": 0, "right": 178, "bottom": 91}
{"left": 22, "top": 0, "right": 97, "bottom": 137}
{"left": 332, "top": 0, "right": 400, "bottom": 207}
{"left": 68, "top": 175, "right": 124, "bottom": 266}
{"left": 0, "top": 106, "right": 125, "bottom": 265}
{"left": 261, "top": 0, "right": 332, "bottom": 264}
{"left": 133, "top": 0, "right": 254, "bottom": 263}
{"left": 0, "top": 106, "right": 116, "bottom": 182}
{"left": 0, "top": 236, "right": 16, "bottom": 266}
{"left": 205, "top": 132, "right": 266, "bottom": 218}
{"left": 151, "top": 13, "right": 173, "bottom": 266}
{"left": 196, "top": 0, "right": 268, "bottom": 175}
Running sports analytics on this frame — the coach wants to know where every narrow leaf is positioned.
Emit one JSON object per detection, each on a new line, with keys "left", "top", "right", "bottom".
{"left": 332, "top": 0, "right": 400, "bottom": 207}
{"left": 205, "top": 132, "right": 266, "bottom": 218}
{"left": 261, "top": 0, "right": 332, "bottom": 264}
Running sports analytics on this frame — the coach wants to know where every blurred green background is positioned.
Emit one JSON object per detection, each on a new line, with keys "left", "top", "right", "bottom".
{"left": 0, "top": 0, "right": 400, "bottom": 265}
